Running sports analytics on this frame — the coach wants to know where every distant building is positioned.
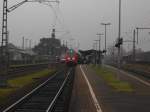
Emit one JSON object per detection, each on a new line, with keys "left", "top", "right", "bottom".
{"left": 0, "top": 43, "right": 36, "bottom": 62}
{"left": 123, "top": 51, "right": 150, "bottom": 63}
{"left": 33, "top": 29, "right": 67, "bottom": 59}
{"left": 34, "top": 37, "right": 61, "bottom": 55}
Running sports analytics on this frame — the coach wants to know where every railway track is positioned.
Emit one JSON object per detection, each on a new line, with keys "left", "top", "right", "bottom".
{"left": 2, "top": 68, "right": 74, "bottom": 112}
{"left": 123, "top": 68, "right": 150, "bottom": 79}
{"left": 8, "top": 63, "right": 48, "bottom": 74}
{"left": 107, "top": 63, "right": 150, "bottom": 80}
{"left": 0, "top": 63, "right": 49, "bottom": 79}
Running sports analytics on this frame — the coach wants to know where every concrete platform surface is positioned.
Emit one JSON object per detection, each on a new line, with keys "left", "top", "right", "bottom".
{"left": 69, "top": 65, "right": 150, "bottom": 112}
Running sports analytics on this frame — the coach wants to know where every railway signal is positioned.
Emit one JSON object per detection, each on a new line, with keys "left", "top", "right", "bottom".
{"left": 115, "top": 38, "right": 123, "bottom": 48}
{"left": 70, "top": 49, "right": 74, "bottom": 54}
{"left": 102, "top": 50, "right": 107, "bottom": 53}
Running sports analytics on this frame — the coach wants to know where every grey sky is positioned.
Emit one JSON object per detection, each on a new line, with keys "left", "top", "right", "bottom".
{"left": 0, "top": 0, "right": 150, "bottom": 51}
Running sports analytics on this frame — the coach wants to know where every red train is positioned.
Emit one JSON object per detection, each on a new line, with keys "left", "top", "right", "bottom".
{"left": 65, "top": 49, "right": 78, "bottom": 66}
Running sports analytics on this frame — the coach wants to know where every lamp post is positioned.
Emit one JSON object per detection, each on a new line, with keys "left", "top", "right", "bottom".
{"left": 96, "top": 33, "right": 103, "bottom": 64}
{"left": 94, "top": 41, "right": 98, "bottom": 65}
{"left": 101, "top": 23, "right": 111, "bottom": 56}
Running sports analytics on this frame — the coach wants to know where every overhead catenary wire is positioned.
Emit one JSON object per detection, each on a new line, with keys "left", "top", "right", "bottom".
{"left": 41, "top": 1, "right": 73, "bottom": 39}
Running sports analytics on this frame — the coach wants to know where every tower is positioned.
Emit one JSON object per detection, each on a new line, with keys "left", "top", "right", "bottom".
{"left": 51, "top": 29, "right": 55, "bottom": 38}
{"left": 0, "top": 0, "right": 8, "bottom": 86}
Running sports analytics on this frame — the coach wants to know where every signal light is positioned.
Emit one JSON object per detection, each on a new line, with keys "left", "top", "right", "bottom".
{"left": 102, "top": 50, "right": 107, "bottom": 53}
{"left": 70, "top": 49, "right": 73, "bottom": 54}
{"left": 115, "top": 43, "right": 119, "bottom": 48}
{"left": 67, "top": 57, "right": 71, "bottom": 60}
{"left": 119, "top": 38, "right": 123, "bottom": 45}
{"left": 115, "top": 38, "right": 123, "bottom": 48}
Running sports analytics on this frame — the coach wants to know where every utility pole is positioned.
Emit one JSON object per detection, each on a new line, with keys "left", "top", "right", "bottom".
{"left": 112, "top": 43, "right": 115, "bottom": 63}
{"left": 62, "top": 40, "right": 65, "bottom": 46}
{"left": 95, "top": 43, "right": 97, "bottom": 65}
{"left": 25, "top": 38, "right": 28, "bottom": 49}
{"left": 66, "top": 41, "right": 68, "bottom": 48}
{"left": 96, "top": 33, "right": 103, "bottom": 64}
{"left": 101, "top": 22, "right": 111, "bottom": 56}
{"left": 65, "top": 41, "right": 68, "bottom": 52}
{"left": 118, "top": 0, "right": 121, "bottom": 68}
{"left": 133, "top": 29, "right": 136, "bottom": 62}
{"left": 94, "top": 41, "right": 98, "bottom": 65}
{"left": 22, "top": 37, "right": 25, "bottom": 64}
{"left": 0, "top": 0, "right": 8, "bottom": 86}
{"left": 22, "top": 37, "right": 25, "bottom": 49}
{"left": 77, "top": 41, "right": 80, "bottom": 50}
{"left": 29, "top": 39, "right": 32, "bottom": 49}
{"left": 136, "top": 28, "right": 139, "bottom": 44}
{"left": 1, "top": 0, "right": 8, "bottom": 56}
{"left": 92, "top": 43, "right": 95, "bottom": 64}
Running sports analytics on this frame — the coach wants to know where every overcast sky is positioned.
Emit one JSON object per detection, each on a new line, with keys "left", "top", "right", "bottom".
{"left": 0, "top": 0, "right": 150, "bottom": 51}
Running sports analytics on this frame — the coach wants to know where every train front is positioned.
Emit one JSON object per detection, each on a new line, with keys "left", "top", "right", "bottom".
{"left": 65, "top": 49, "right": 78, "bottom": 66}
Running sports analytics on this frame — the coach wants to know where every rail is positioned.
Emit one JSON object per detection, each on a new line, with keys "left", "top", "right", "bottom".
{"left": 2, "top": 68, "right": 74, "bottom": 112}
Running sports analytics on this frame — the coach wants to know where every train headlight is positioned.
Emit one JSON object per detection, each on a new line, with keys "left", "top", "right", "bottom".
{"left": 67, "top": 57, "right": 71, "bottom": 60}
{"left": 72, "top": 57, "right": 75, "bottom": 60}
